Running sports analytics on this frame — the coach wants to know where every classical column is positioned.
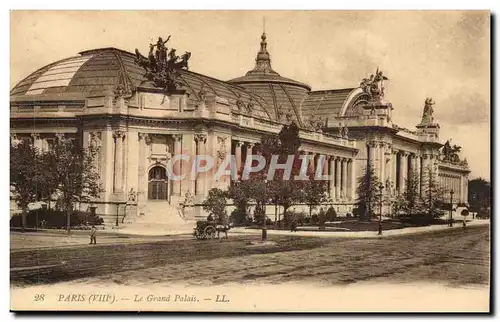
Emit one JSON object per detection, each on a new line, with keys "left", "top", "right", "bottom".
{"left": 369, "top": 141, "right": 379, "bottom": 180}
{"left": 391, "top": 149, "right": 397, "bottom": 187}
{"left": 137, "top": 133, "right": 147, "bottom": 201}
{"left": 329, "top": 156, "right": 335, "bottom": 200}
{"left": 379, "top": 143, "right": 386, "bottom": 184}
{"left": 124, "top": 131, "right": 138, "bottom": 197}
{"left": 383, "top": 144, "right": 391, "bottom": 184}
{"left": 461, "top": 175, "right": 467, "bottom": 204}
{"left": 464, "top": 175, "right": 469, "bottom": 205}
{"left": 416, "top": 155, "right": 422, "bottom": 195}
{"left": 309, "top": 152, "right": 316, "bottom": 175}
{"left": 335, "top": 157, "right": 341, "bottom": 201}
{"left": 421, "top": 154, "right": 430, "bottom": 192}
{"left": 347, "top": 159, "right": 354, "bottom": 201}
{"left": 408, "top": 154, "right": 415, "bottom": 182}
{"left": 235, "top": 140, "right": 243, "bottom": 176}
{"left": 113, "top": 130, "right": 125, "bottom": 194}
{"left": 246, "top": 142, "right": 255, "bottom": 173}
{"left": 341, "top": 158, "right": 348, "bottom": 199}
{"left": 100, "top": 131, "right": 114, "bottom": 207}
{"left": 322, "top": 154, "right": 329, "bottom": 186}
{"left": 246, "top": 142, "right": 254, "bottom": 157}
{"left": 195, "top": 133, "right": 207, "bottom": 196}
{"left": 399, "top": 151, "right": 408, "bottom": 193}
{"left": 172, "top": 134, "right": 183, "bottom": 196}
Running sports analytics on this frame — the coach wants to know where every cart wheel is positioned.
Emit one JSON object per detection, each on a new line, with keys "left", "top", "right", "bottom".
{"left": 194, "top": 230, "right": 203, "bottom": 240}
{"left": 204, "top": 226, "right": 216, "bottom": 239}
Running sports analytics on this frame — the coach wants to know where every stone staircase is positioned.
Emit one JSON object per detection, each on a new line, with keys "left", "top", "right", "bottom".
{"left": 118, "top": 201, "right": 196, "bottom": 235}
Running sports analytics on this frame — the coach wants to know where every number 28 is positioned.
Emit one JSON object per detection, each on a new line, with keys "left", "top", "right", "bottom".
{"left": 34, "top": 294, "right": 45, "bottom": 301}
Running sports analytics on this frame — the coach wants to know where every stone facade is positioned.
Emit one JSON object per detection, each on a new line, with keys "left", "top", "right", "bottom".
{"left": 10, "top": 34, "right": 470, "bottom": 227}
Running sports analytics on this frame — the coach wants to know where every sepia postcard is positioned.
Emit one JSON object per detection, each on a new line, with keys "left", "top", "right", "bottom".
{"left": 9, "top": 10, "right": 491, "bottom": 313}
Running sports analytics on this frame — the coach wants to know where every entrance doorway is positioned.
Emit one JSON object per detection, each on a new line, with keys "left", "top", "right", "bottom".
{"left": 148, "top": 166, "right": 168, "bottom": 200}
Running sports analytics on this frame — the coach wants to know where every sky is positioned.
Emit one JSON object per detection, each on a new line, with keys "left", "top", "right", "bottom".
{"left": 10, "top": 11, "right": 491, "bottom": 180}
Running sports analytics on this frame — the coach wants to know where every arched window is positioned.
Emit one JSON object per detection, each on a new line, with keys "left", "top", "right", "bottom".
{"left": 148, "top": 166, "right": 168, "bottom": 200}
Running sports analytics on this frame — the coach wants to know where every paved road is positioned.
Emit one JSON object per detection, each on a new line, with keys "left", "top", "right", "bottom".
{"left": 10, "top": 230, "right": 190, "bottom": 250}
{"left": 11, "top": 225, "right": 489, "bottom": 288}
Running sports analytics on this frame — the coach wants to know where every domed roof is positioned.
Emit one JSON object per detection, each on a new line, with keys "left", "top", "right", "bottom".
{"left": 227, "top": 33, "right": 311, "bottom": 126}
{"left": 10, "top": 47, "right": 275, "bottom": 120}
{"left": 10, "top": 48, "right": 144, "bottom": 97}
{"left": 11, "top": 39, "right": 355, "bottom": 125}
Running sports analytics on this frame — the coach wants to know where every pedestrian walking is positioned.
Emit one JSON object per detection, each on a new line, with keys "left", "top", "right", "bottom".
{"left": 89, "top": 225, "right": 97, "bottom": 244}
{"left": 290, "top": 212, "right": 298, "bottom": 232}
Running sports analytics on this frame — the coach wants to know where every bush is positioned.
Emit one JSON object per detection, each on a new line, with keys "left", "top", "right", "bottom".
{"left": 229, "top": 207, "right": 248, "bottom": 225}
{"left": 398, "top": 213, "right": 434, "bottom": 226}
{"left": 352, "top": 205, "right": 364, "bottom": 218}
{"left": 252, "top": 207, "right": 272, "bottom": 227}
{"left": 10, "top": 209, "right": 103, "bottom": 229}
{"left": 325, "top": 207, "right": 337, "bottom": 221}
{"left": 476, "top": 210, "right": 490, "bottom": 219}
{"left": 296, "top": 211, "right": 306, "bottom": 226}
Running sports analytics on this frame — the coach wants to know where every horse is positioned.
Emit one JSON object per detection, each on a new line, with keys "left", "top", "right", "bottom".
{"left": 215, "top": 222, "right": 234, "bottom": 240}
{"left": 172, "top": 52, "right": 191, "bottom": 70}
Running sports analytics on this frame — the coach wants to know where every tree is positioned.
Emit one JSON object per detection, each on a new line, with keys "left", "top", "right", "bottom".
{"left": 468, "top": 178, "right": 491, "bottom": 217}
{"left": 354, "top": 163, "right": 381, "bottom": 221}
{"left": 394, "top": 169, "right": 424, "bottom": 219}
{"left": 226, "top": 121, "right": 321, "bottom": 240}
{"left": 260, "top": 122, "right": 305, "bottom": 221}
{"left": 227, "top": 172, "right": 270, "bottom": 238}
{"left": 202, "top": 188, "right": 228, "bottom": 222}
{"left": 46, "top": 136, "right": 101, "bottom": 233}
{"left": 302, "top": 177, "right": 329, "bottom": 218}
{"left": 10, "top": 140, "right": 56, "bottom": 230}
{"left": 421, "top": 165, "right": 445, "bottom": 220}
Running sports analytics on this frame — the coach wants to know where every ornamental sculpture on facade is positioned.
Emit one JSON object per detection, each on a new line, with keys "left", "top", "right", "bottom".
{"left": 128, "top": 188, "right": 137, "bottom": 203}
{"left": 420, "top": 97, "right": 435, "bottom": 124}
{"left": 246, "top": 97, "right": 254, "bottom": 114}
{"left": 197, "top": 84, "right": 207, "bottom": 104}
{"left": 308, "top": 114, "right": 324, "bottom": 133}
{"left": 338, "top": 123, "right": 349, "bottom": 139}
{"left": 89, "top": 132, "right": 101, "bottom": 150}
{"left": 441, "top": 139, "right": 462, "bottom": 164}
{"left": 285, "top": 109, "right": 294, "bottom": 123}
{"left": 359, "top": 68, "right": 389, "bottom": 101}
{"left": 217, "top": 136, "right": 228, "bottom": 161}
{"left": 235, "top": 95, "right": 246, "bottom": 112}
{"left": 134, "top": 36, "right": 191, "bottom": 93}
{"left": 275, "top": 105, "right": 293, "bottom": 124}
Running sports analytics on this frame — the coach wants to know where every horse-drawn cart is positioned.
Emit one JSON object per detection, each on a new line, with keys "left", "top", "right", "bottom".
{"left": 193, "top": 220, "right": 217, "bottom": 240}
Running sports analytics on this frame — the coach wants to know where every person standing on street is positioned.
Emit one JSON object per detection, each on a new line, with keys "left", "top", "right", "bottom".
{"left": 90, "top": 225, "right": 97, "bottom": 244}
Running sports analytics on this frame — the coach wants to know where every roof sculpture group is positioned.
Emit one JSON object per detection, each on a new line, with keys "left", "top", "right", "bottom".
{"left": 441, "top": 140, "right": 464, "bottom": 164}
{"left": 359, "top": 68, "right": 389, "bottom": 101}
{"left": 135, "top": 36, "right": 191, "bottom": 92}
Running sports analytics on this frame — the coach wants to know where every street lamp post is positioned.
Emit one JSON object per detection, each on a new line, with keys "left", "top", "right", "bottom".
{"left": 262, "top": 180, "right": 268, "bottom": 241}
{"left": 449, "top": 189, "right": 454, "bottom": 227}
{"left": 116, "top": 203, "right": 120, "bottom": 227}
{"left": 378, "top": 183, "right": 383, "bottom": 235}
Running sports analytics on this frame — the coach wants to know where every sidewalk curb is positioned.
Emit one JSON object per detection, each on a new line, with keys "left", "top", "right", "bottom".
{"left": 230, "top": 221, "right": 490, "bottom": 239}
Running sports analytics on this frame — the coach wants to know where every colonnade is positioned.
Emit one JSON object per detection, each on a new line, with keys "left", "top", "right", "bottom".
{"left": 439, "top": 173, "right": 467, "bottom": 204}
{"left": 232, "top": 139, "right": 355, "bottom": 202}
{"left": 367, "top": 141, "right": 445, "bottom": 198}
{"left": 14, "top": 131, "right": 469, "bottom": 207}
